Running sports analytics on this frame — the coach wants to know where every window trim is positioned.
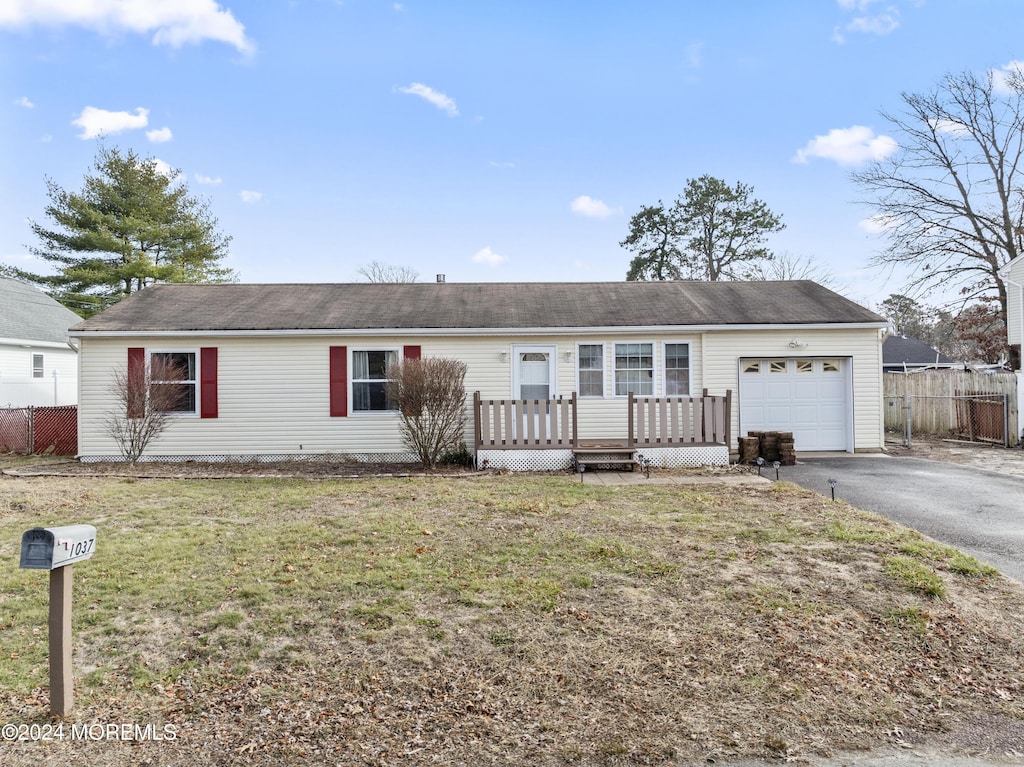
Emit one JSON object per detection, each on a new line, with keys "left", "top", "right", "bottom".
{"left": 350, "top": 347, "right": 401, "bottom": 414}
{"left": 32, "top": 353, "right": 44, "bottom": 378}
{"left": 613, "top": 340, "right": 655, "bottom": 397}
{"left": 662, "top": 341, "right": 692, "bottom": 397}
{"left": 148, "top": 348, "right": 199, "bottom": 417}
{"left": 576, "top": 342, "right": 605, "bottom": 398}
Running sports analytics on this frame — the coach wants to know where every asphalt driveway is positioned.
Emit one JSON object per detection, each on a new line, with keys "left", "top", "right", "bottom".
{"left": 782, "top": 454, "right": 1024, "bottom": 584}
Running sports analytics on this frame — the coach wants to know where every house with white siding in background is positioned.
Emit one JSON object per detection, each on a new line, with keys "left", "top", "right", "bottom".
{"left": 68, "top": 280, "right": 888, "bottom": 467}
{"left": 0, "top": 277, "right": 80, "bottom": 407}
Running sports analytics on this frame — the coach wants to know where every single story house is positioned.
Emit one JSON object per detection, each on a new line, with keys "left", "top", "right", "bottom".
{"left": 69, "top": 281, "right": 888, "bottom": 467}
{"left": 0, "top": 277, "right": 81, "bottom": 407}
{"left": 882, "top": 335, "right": 956, "bottom": 373}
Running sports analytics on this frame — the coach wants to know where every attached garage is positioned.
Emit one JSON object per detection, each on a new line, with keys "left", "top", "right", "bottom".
{"left": 738, "top": 357, "right": 853, "bottom": 452}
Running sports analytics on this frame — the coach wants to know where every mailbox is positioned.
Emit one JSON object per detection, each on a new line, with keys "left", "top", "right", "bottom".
{"left": 20, "top": 525, "right": 97, "bottom": 570}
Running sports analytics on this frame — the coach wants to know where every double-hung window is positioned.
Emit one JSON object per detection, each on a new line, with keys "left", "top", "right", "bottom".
{"left": 32, "top": 354, "right": 44, "bottom": 378}
{"left": 149, "top": 351, "right": 197, "bottom": 414}
{"left": 577, "top": 343, "right": 604, "bottom": 397}
{"left": 664, "top": 343, "right": 690, "bottom": 395}
{"left": 352, "top": 349, "right": 399, "bottom": 411}
{"left": 614, "top": 342, "right": 653, "bottom": 396}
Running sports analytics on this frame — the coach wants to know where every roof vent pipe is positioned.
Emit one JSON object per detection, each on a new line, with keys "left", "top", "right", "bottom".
{"left": 436, "top": 274, "right": 445, "bottom": 283}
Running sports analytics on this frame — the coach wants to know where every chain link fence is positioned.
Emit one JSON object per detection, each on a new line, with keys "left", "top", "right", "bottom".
{"left": 0, "top": 406, "right": 78, "bottom": 456}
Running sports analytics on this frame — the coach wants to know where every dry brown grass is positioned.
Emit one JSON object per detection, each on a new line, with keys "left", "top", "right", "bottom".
{"left": 1, "top": 466, "right": 1022, "bottom": 766}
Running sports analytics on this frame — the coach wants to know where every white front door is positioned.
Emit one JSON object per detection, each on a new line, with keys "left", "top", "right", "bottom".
{"left": 512, "top": 345, "right": 557, "bottom": 437}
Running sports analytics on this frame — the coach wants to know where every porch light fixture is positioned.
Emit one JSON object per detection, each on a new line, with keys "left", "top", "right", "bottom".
{"left": 788, "top": 338, "right": 808, "bottom": 349}
{"left": 498, "top": 352, "right": 509, "bottom": 362}
{"left": 562, "top": 350, "right": 573, "bottom": 362}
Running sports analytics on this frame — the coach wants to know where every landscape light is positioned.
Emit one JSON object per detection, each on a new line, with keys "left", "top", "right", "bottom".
{"left": 773, "top": 460, "right": 780, "bottom": 480}
{"left": 828, "top": 477, "right": 837, "bottom": 501}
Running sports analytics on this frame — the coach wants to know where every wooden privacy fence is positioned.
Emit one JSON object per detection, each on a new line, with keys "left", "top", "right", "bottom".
{"left": 884, "top": 371, "right": 1018, "bottom": 447}
{"left": 0, "top": 406, "right": 78, "bottom": 456}
{"left": 474, "top": 392, "right": 577, "bottom": 449}
{"left": 628, "top": 389, "right": 732, "bottom": 447}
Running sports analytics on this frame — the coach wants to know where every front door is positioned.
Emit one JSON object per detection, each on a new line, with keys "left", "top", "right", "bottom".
{"left": 512, "top": 345, "right": 557, "bottom": 438}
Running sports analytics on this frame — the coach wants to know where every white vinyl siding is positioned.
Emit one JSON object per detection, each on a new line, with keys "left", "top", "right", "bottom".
{"left": 75, "top": 327, "right": 883, "bottom": 458}
{"left": 702, "top": 328, "right": 884, "bottom": 453}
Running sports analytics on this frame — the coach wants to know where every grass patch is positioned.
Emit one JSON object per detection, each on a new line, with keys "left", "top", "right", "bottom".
{"left": 884, "top": 554, "right": 947, "bottom": 598}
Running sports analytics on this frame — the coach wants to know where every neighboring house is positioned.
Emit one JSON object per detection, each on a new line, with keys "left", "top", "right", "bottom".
{"left": 69, "top": 281, "right": 888, "bottom": 464}
{"left": 882, "top": 335, "right": 956, "bottom": 373}
{"left": 1005, "top": 254, "right": 1024, "bottom": 369}
{"left": 0, "top": 277, "right": 81, "bottom": 407}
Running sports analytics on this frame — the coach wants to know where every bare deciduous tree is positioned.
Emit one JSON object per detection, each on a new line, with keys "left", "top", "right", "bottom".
{"left": 105, "top": 355, "right": 187, "bottom": 464}
{"left": 853, "top": 66, "right": 1024, "bottom": 346}
{"left": 356, "top": 261, "right": 419, "bottom": 283}
{"left": 747, "top": 252, "right": 840, "bottom": 289}
{"left": 384, "top": 357, "right": 467, "bottom": 469}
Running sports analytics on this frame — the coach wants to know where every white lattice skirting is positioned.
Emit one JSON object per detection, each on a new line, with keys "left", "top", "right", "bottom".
{"left": 476, "top": 445, "right": 730, "bottom": 472}
{"left": 476, "top": 449, "right": 575, "bottom": 472}
{"left": 634, "top": 445, "right": 730, "bottom": 468}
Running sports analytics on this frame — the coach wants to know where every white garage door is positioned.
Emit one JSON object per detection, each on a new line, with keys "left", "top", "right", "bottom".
{"left": 739, "top": 358, "right": 852, "bottom": 451}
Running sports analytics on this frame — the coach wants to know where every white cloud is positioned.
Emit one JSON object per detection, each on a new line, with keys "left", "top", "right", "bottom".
{"left": 14, "top": 96, "right": 34, "bottom": 108}
{"left": 146, "top": 126, "right": 173, "bottom": 143}
{"left": 72, "top": 105, "right": 149, "bottom": 139}
{"left": 240, "top": 189, "right": 262, "bottom": 204}
{"left": 792, "top": 125, "right": 897, "bottom": 166}
{"left": 0, "top": 0, "right": 254, "bottom": 54}
{"left": 859, "top": 214, "right": 896, "bottom": 234}
{"left": 150, "top": 158, "right": 176, "bottom": 178}
{"left": 471, "top": 246, "right": 506, "bottom": 267}
{"left": 570, "top": 195, "right": 618, "bottom": 218}
{"left": 993, "top": 60, "right": 1024, "bottom": 94}
{"left": 195, "top": 173, "right": 222, "bottom": 185}
{"left": 683, "top": 41, "right": 703, "bottom": 69}
{"left": 489, "top": 160, "right": 516, "bottom": 169}
{"left": 834, "top": 0, "right": 900, "bottom": 43}
{"left": 397, "top": 83, "right": 459, "bottom": 116}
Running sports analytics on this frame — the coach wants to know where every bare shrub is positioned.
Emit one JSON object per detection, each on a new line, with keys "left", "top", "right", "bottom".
{"left": 106, "top": 354, "right": 188, "bottom": 464}
{"left": 385, "top": 357, "right": 467, "bottom": 469}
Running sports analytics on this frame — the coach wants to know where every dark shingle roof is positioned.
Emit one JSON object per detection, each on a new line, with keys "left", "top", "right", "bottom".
{"left": 71, "top": 281, "right": 885, "bottom": 333}
{"left": 0, "top": 277, "right": 83, "bottom": 343}
{"left": 882, "top": 336, "right": 954, "bottom": 368}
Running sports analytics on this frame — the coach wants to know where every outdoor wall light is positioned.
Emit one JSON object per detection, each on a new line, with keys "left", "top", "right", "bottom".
{"left": 499, "top": 352, "right": 509, "bottom": 362}
{"left": 788, "top": 338, "right": 808, "bottom": 349}
{"left": 562, "top": 350, "right": 574, "bottom": 362}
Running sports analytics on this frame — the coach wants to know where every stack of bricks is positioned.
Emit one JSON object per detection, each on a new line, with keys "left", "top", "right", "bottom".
{"left": 739, "top": 430, "right": 797, "bottom": 466}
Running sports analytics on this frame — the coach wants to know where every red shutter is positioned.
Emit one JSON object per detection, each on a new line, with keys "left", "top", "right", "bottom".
{"left": 403, "top": 345, "right": 421, "bottom": 360}
{"left": 200, "top": 347, "right": 218, "bottom": 418}
{"left": 127, "top": 348, "right": 146, "bottom": 418}
{"left": 330, "top": 346, "right": 348, "bottom": 417}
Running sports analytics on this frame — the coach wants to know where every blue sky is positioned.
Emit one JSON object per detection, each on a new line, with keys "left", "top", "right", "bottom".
{"left": 2, "top": 0, "right": 1023, "bottom": 311}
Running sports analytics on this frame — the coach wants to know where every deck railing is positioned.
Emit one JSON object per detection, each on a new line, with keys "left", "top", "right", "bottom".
{"left": 628, "top": 389, "right": 732, "bottom": 448}
{"left": 473, "top": 392, "right": 577, "bottom": 450}
{"left": 473, "top": 389, "right": 733, "bottom": 452}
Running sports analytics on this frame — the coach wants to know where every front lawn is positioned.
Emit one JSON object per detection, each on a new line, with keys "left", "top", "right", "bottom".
{"left": 0, "top": 470, "right": 1021, "bottom": 765}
